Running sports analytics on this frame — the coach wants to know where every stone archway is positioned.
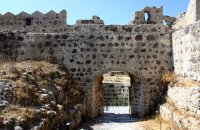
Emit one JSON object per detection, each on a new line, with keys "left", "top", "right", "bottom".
{"left": 86, "top": 67, "right": 145, "bottom": 118}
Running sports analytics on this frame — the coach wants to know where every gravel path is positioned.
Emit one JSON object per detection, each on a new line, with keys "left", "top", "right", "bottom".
{"left": 78, "top": 106, "right": 146, "bottom": 130}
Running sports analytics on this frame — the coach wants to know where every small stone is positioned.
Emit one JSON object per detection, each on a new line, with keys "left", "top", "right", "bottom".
{"left": 35, "top": 109, "right": 41, "bottom": 114}
{"left": 3, "top": 119, "right": 13, "bottom": 126}
{"left": 146, "top": 35, "right": 156, "bottom": 41}
{"left": 44, "top": 104, "right": 51, "bottom": 110}
{"left": 40, "top": 94, "right": 49, "bottom": 101}
{"left": 41, "top": 89, "right": 47, "bottom": 94}
{"left": 14, "top": 126, "right": 24, "bottom": 130}
{"left": 69, "top": 108, "right": 76, "bottom": 116}
{"left": 50, "top": 101, "right": 56, "bottom": 106}
{"left": 197, "top": 110, "right": 200, "bottom": 117}
{"left": 47, "top": 111, "right": 57, "bottom": 119}
{"left": 0, "top": 71, "right": 6, "bottom": 75}
{"left": 19, "top": 118, "right": 27, "bottom": 126}
{"left": 40, "top": 108, "right": 47, "bottom": 112}
{"left": 48, "top": 91, "right": 53, "bottom": 96}
{"left": 57, "top": 104, "right": 63, "bottom": 111}
{"left": 31, "top": 126, "right": 40, "bottom": 130}
{"left": 75, "top": 104, "right": 83, "bottom": 111}
{"left": 135, "top": 35, "right": 143, "bottom": 41}
{"left": 44, "top": 42, "right": 51, "bottom": 47}
{"left": 62, "top": 35, "right": 69, "bottom": 39}
{"left": 0, "top": 104, "right": 6, "bottom": 110}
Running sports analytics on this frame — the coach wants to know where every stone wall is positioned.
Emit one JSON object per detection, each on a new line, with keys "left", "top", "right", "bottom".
{"left": 185, "top": 0, "right": 200, "bottom": 25}
{"left": 103, "top": 83, "right": 130, "bottom": 106}
{"left": 172, "top": 0, "right": 200, "bottom": 116}
{"left": 160, "top": 103, "right": 200, "bottom": 129}
{"left": 0, "top": 6, "right": 175, "bottom": 118}
{"left": 0, "top": 10, "right": 67, "bottom": 33}
{"left": 76, "top": 16, "right": 104, "bottom": 25}
{"left": 0, "top": 23, "right": 173, "bottom": 118}
{"left": 173, "top": 0, "right": 200, "bottom": 29}
{"left": 160, "top": 78, "right": 200, "bottom": 129}
{"left": 92, "top": 76, "right": 104, "bottom": 117}
{"left": 167, "top": 80, "right": 200, "bottom": 116}
{"left": 131, "top": 6, "right": 163, "bottom": 24}
{"left": 173, "top": 22, "right": 200, "bottom": 81}
{"left": 173, "top": 0, "right": 200, "bottom": 81}
{"left": 160, "top": 1, "right": 200, "bottom": 128}
{"left": 130, "top": 6, "right": 175, "bottom": 27}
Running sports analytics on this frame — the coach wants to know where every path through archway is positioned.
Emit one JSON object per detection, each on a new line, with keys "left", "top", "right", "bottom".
{"left": 90, "top": 70, "right": 140, "bottom": 118}
{"left": 78, "top": 71, "right": 141, "bottom": 129}
{"left": 103, "top": 71, "right": 131, "bottom": 114}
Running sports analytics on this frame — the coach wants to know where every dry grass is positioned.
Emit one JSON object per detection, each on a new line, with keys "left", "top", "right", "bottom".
{"left": 165, "top": 101, "right": 182, "bottom": 117}
{"left": 161, "top": 72, "right": 177, "bottom": 84}
{"left": 14, "top": 85, "right": 40, "bottom": 106}
{"left": 138, "top": 101, "right": 185, "bottom": 130}
{"left": 0, "top": 60, "right": 83, "bottom": 106}
{"left": 175, "top": 80, "right": 199, "bottom": 87}
{"left": 0, "top": 60, "right": 85, "bottom": 128}
{"left": 138, "top": 117, "right": 178, "bottom": 130}
{"left": 0, "top": 60, "right": 83, "bottom": 103}
{"left": 161, "top": 100, "right": 200, "bottom": 130}
{"left": 94, "top": 76, "right": 104, "bottom": 85}
{"left": 0, "top": 105, "right": 36, "bottom": 119}
{"left": 161, "top": 71, "right": 199, "bottom": 87}
{"left": 0, "top": 60, "right": 63, "bottom": 75}
{"left": 0, "top": 105, "right": 37, "bottom": 129}
{"left": 166, "top": 100, "right": 199, "bottom": 120}
{"left": 55, "top": 76, "right": 70, "bottom": 86}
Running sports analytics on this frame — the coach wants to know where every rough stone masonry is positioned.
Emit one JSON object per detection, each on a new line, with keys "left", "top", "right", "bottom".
{"left": 0, "top": 6, "right": 175, "bottom": 118}
{"left": 102, "top": 71, "right": 131, "bottom": 106}
{"left": 159, "top": 0, "right": 200, "bottom": 129}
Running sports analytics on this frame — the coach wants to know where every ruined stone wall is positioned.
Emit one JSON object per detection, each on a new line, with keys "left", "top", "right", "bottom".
{"left": 174, "top": 0, "right": 200, "bottom": 29}
{"left": 159, "top": 1, "right": 200, "bottom": 128}
{"left": 130, "top": 6, "right": 175, "bottom": 28}
{"left": 160, "top": 103, "right": 200, "bottom": 129}
{"left": 185, "top": 0, "right": 200, "bottom": 25}
{"left": 103, "top": 83, "right": 130, "bottom": 106}
{"left": 92, "top": 76, "right": 104, "bottom": 117}
{"left": 160, "top": 77, "right": 200, "bottom": 129}
{"left": 0, "top": 10, "right": 67, "bottom": 33}
{"left": 172, "top": 0, "right": 200, "bottom": 81}
{"left": 0, "top": 23, "right": 173, "bottom": 117}
{"left": 167, "top": 82, "right": 200, "bottom": 115}
{"left": 173, "top": 22, "right": 200, "bottom": 81}
{"left": 131, "top": 6, "right": 164, "bottom": 24}
{"left": 76, "top": 16, "right": 104, "bottom": 25}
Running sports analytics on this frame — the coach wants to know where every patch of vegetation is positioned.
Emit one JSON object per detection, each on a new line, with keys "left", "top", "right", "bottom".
{"left": 175, "top": 80, "right": 199, "bottom": 87}
{"left": 161, "top": 72, "right": 177, "bottom": 85}
{"left": 0, "top": 105, "right": 38, "bottom": 129}
{"left": 0, "top": 60, "right": 85, "bottom": 129}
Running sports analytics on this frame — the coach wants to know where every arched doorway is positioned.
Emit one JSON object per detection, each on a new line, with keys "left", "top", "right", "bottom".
{"left": 89, "top": 69, "right": 142, "bottom": 118}
{"left": 103, "top": 71, "right": 131, "bottom": 114}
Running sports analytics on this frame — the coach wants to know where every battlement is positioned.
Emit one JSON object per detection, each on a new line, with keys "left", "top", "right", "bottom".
{"left": 130, "top": 6, "right": 176, "bottom": 27}
{"left": 76, "top": 15, "right": 104, "bottom": 25}
{"left": 0, "top": 10, "right": 67, "bottom": 32}
{"left": 0, "top": 10, "right": 67, "bottom": 25}
{"left": 0, "top": 7, "right": 175, "bottom": 32}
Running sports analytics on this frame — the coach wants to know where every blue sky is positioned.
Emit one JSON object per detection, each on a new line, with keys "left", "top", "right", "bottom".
{"left": 0, "top": 0, "right": 189, "bottom": 25}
